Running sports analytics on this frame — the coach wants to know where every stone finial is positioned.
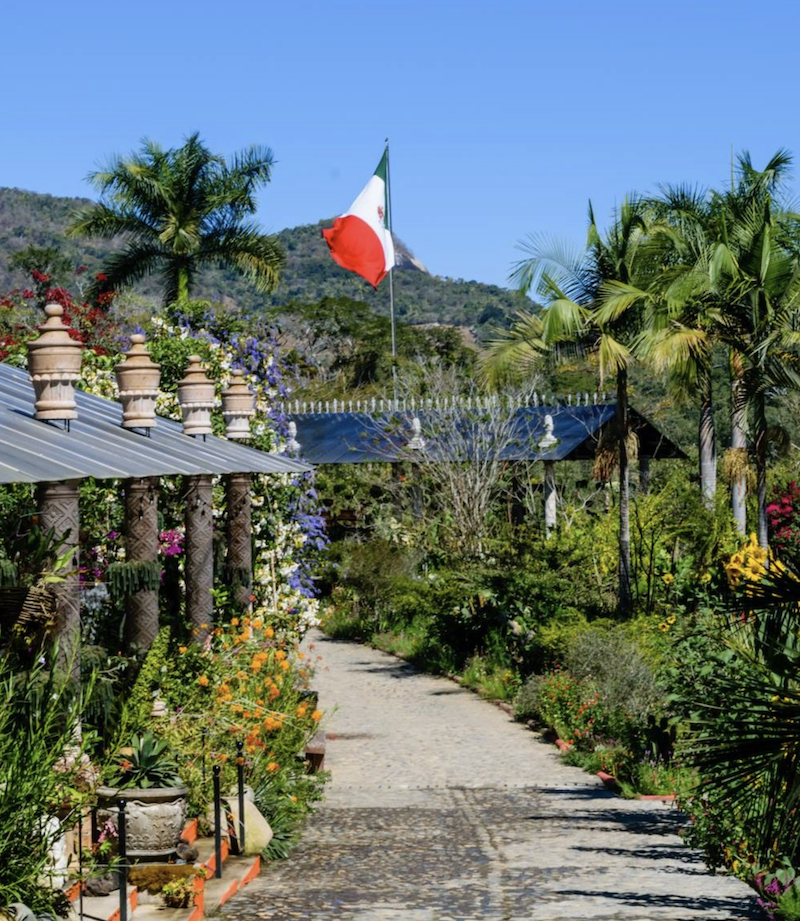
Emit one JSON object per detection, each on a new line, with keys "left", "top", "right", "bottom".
{"left": 538, "top": 414, "right": 558, "bottom": 449}
{"left": 286, "top": 420, "right": 301, "bottom": 454}
{"left": 27, "top": 304, "right": 83, "bottom": 420}
{"left": 115, "top": 334, "right": 161, "bottom": 429}
{"left": 407, "top": 416, "right": 426, "bottom": 451}
{"left": 221, "top": 369, "right": 255, "bottom": 440}
{"left": 177, "top": 355, "right": 214, "bottom": 436}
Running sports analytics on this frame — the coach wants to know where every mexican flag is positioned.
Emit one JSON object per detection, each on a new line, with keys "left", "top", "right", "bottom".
{"left": 322, "top": 152, "right": 395, "bottom": 288}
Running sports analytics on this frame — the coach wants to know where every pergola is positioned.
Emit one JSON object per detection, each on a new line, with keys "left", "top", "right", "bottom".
{"left": 285, "top": 396, "right": 685, "bottom": 530}
{"left": 0, "top": 308, "right": 310, "bottom": 658}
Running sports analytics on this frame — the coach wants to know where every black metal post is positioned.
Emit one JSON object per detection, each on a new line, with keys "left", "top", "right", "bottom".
{"left": 236, "top": 739, "right": 246, "bottom": 855}
{"left": 90, "top": 804, "right": 98, "bottom": 849}
{"left": 213, "top": 765, "right": 222, "bottom": 879}
{"left": 78, "top": 808, "right": 84, "bottom": 921}
{"left": 118, "top": 799, "right": 128, "bottom": 921}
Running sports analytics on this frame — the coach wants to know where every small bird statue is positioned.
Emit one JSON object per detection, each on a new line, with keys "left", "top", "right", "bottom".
{"left": 175, "top": 837, "right": 199, "bottom": 864}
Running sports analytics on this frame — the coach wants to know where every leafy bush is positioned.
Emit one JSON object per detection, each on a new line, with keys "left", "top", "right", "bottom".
{"left": 0, "top": 654, "right": 94, "bottom": 915}
{"left": 563, "top": 625, "right": 663, "bottom": 723}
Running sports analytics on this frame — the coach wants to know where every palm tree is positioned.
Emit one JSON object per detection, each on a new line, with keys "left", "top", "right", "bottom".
{"left": 710, "top": 195, "right": 800, "bottom": 547}
{"left": 484, "top": 197, "right": 652, "bottom": 614}
{"left": 67, "top": 133, "right": 284, "bottom": 306}
{"left": 603, "top": 152, "right": 800, "bottom": 538}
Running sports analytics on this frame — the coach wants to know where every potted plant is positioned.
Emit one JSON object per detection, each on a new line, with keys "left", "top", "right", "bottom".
{"left": 96, "top": 732, "right": 188, "bottom": 861}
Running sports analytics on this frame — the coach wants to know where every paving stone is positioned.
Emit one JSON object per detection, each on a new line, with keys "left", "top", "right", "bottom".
{"left": 220, "top": 632, "right": 759, "bottom": 920}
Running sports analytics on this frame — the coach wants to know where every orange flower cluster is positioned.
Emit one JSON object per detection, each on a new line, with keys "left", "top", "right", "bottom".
{"left": 199, "top": 614, "right": 323, "bottom": 760}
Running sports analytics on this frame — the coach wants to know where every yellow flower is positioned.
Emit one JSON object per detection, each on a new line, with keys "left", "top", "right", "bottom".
{"left": 662, "top": 573, "right": 674, "bottom": 586}
{"left": 311, "top": 709, "right": 323, "bottom": 722}
{"left": 231, "top": 618, "right": 240, "bottom": 627}
{"left": 178, "top": 646, "right": 187, "bottom": 654}
{"left": 265, "top": 627, "right": 274, "bottom": 639}
{"left": 658, "top": 622, "right": 669, "bottom": 632}
{"left": 667, "top": 615, "right": 677, "bottom": 625}
{"left": 267, "top": 761, "right": 280, "bottom": 773}
{"left": 197, "top": 675, "right": 210, "bottom": 687}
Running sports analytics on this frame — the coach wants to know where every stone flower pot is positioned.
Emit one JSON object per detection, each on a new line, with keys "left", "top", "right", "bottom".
{"left": 96, "top": 784, "right": 188, "bottom": 861}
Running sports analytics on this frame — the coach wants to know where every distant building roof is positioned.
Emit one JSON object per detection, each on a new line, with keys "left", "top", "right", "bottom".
{"left": 0, "top": 362, "right": 310, "bottom": 483}
{"left": 286, "top": 403, "right": 685, "bottom": 465}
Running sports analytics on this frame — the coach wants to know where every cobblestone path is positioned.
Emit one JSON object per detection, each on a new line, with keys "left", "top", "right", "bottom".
{"left": 221, "top": 632, "right": 758, "bottom": 920}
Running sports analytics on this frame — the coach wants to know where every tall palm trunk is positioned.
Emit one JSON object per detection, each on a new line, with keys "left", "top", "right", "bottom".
{"left": 731, "top": 351, "right": 747, "bottom": 536}
{"left": 699, "top": 368, "right": 717, "bottom": 509}
{"left": 753, "top": 392, "right": 769, "bottom": 550}
{"left": 616, "top": 366, "right": 632, "bottom": 615}
{"left": 177, "top": 263, "right": 190, "bottom": 306}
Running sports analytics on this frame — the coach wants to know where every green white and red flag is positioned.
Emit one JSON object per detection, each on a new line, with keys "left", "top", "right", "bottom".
{"left": 322, "top": 151, "right": 395, "bottom": 287}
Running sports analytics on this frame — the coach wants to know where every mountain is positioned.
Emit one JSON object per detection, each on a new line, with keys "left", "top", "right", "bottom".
{"left": 0, "top": 188, "right": 529, "bottom": 337}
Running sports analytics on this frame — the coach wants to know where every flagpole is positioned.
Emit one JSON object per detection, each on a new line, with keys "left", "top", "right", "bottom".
{"left": 385, "top": 138, "right": 398, "bottom": 403}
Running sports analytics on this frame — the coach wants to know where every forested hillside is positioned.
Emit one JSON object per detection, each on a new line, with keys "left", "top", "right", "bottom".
{"left": 0, "top": 187, "right": 528, "bottom": 336}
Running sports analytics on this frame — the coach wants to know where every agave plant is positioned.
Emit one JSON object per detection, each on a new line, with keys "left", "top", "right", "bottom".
{"left": 106, "top": 731, "right": 181, "bottom": 790}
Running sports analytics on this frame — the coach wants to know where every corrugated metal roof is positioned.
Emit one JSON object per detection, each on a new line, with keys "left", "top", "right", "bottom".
{"left": 287, "top": 404, "right": 685, "bottom": 464}
{"left": 0, "top": 362, "right": 310, "bottom": 483}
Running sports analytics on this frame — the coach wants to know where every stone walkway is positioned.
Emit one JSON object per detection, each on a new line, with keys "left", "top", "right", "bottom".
{"left": 221, "top": 631, "right": 759, "bottom": 920}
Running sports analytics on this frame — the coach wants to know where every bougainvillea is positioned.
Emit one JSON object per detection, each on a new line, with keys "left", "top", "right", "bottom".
{"left": 767, "top": 481, "right": 800, "bottom": 569}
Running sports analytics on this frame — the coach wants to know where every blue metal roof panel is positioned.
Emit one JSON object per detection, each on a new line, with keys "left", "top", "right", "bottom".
{"left": 0, "top": 362, "right": 310, "bottom": 482}
{"left": 287, "top": 403, "right": 683, "bottom": 464}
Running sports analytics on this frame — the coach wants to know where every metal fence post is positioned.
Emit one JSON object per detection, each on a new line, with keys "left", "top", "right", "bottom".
{"left": 213, "top": 765, "right": 222, "bottom": 879}
{"left": 118, "top": 799, "right": 128, "bottom": 921}
{"left": 236, "top": 739, "right": 246, "bottom": 855}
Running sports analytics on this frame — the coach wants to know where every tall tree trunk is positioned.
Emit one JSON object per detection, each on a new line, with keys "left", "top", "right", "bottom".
{"left": 731, "top": 352, "right": 747, "bottom": 536}
{"left": 754, "top": 392, "right": 769, "bottom": 550}
{"left": 617, "top": 367, "right": 632, "bottom": 615}
{"left": 699, "top": 368, "right": 717, "bottom": 509}
{"left": 177, "top": 264, "right": 190, "bottom": 306}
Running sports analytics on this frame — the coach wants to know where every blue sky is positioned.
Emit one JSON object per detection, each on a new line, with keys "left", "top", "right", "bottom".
{"left": 3, "top": 0, "right": 800, "bottom": 290}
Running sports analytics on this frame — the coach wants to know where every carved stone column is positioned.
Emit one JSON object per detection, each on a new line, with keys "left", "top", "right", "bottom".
{"left": 124, "top": 477, "right": 160, "bottom": 650}
{"left": 37, "top": 480, "right": 80, "bottom": 664}
{"left": 225, "top": 473, "right": 252, "bottom": 610}
{"left": 185, "top": 475, "right": 214, "bottom": 642}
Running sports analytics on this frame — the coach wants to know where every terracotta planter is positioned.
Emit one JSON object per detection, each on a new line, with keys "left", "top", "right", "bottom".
{"left": 96, "top": 784, "right": 188, "bottom": 861}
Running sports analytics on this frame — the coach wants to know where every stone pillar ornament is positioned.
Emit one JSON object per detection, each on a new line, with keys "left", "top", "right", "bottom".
{"left": 115, "top": 335, "right": 161, "bottom": 430}
{"left": 185, "top": 474, "right": 214, "bottom": 642}
{"left": 27, "top": 304, "right": 83, "bottom": 421}
{"left": 222, "top": 370, "right": 255, "bottom": 440}
{"left": 286, "top": 421, "right": 301, "bottom": 454}
{"left": 124, "top": 477, "right": 160, "bottom": 649}
{"left": 225, "top": 472, "right": 253, "bottom": 610}
{"left": 177, "top": 356, "right": 214, "bottom": 436}
{"left": 37, "top": 480, "right": 80, "bottom": 664}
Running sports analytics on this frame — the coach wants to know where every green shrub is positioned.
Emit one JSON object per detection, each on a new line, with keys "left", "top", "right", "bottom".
{"left": 563, "top": 625, "right": 663, "bottom": 723}
{"left": 0, "top": 654, "right": 94, "bottom": 914}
